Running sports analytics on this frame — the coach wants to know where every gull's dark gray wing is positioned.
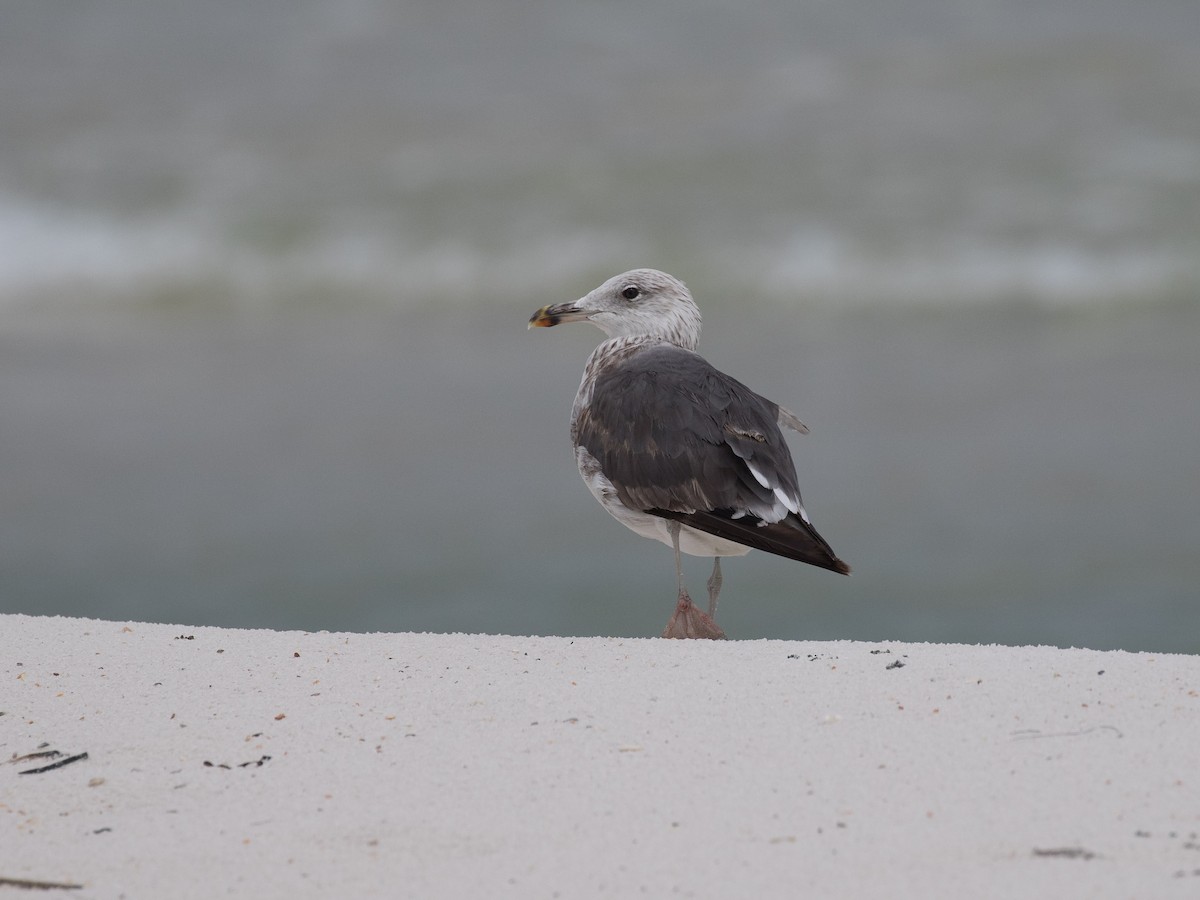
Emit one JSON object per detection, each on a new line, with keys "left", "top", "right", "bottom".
{"left": 575, "top": 343, "right": 849, "bottom": 574}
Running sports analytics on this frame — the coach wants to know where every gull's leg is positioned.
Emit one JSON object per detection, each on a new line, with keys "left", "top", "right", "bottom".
{"left": 661, "top": 522, "right": 726, "bottom": 640}
{"left": 706, "top": 557, "right": 723, "bottom": 619}
{"left": 670, "top": 520, "right": 687, "bottom": 600}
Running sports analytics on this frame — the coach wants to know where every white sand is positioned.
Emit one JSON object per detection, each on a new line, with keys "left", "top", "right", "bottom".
{"left": 3, "top": 614, "right": 1199, "bottom": 898}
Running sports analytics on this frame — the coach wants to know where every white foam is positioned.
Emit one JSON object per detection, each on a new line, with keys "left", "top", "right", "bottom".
{"left": 757, "top": 227, "right": 1197, "bottom": 309}
{"left": 0, "top": 192, "right": 1192, "bottom": 315}
{"left": 0, "top": 193, "right": 647, "bottom": 312}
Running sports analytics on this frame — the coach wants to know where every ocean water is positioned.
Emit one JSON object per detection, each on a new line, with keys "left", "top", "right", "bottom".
{"left": 1, "top": 1, "right": 1198, "bottom": 650}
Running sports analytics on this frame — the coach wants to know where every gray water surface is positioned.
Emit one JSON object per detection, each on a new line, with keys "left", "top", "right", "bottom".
{"left": 2, "top": 302, "right": 1196, "bottom": 650}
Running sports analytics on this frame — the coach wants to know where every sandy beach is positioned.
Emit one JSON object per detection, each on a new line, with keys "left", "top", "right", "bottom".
{"left": 3, "top": 613, "right": 1199, "bottom": 898}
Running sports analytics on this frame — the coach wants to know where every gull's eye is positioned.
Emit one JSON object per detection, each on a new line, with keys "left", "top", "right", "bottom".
{"left": 621, "top": 285, "right": 640, "bottom": 300}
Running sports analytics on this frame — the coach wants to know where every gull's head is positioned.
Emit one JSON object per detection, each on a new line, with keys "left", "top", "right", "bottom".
{"left": 529, "top": 269, "right": 702, "bottom": 351}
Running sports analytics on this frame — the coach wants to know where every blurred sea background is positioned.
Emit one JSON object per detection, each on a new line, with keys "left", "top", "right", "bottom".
{"left": 1, "top": 0, "right": 1197, "bottom": 651}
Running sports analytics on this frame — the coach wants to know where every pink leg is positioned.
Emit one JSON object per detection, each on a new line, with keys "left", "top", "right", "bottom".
{"left": 661, "top": 522, "right": 726, "bottom": 640}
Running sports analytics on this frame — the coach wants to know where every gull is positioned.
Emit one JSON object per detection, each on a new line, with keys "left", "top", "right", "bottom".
{"left": 530, "top": 269, "right": 849, "bottom": 639}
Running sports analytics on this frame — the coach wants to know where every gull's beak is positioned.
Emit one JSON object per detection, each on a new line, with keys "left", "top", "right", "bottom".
{"left": 528, "top": 299, "right": 592, "bottom": 329}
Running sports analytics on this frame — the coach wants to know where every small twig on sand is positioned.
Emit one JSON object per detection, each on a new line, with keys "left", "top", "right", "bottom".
{"left": 0, "top": 876, "right": 83, "bottom": 890}
{"left": 18, "top": 752, "right": 89, "bottom": 776}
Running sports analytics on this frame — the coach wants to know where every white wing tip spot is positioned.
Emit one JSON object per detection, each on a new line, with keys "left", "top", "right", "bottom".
{"left": 774, "top": 487, "right": 800, "bottom": 516}
{"left": 746, "top": 462, "right": 771, "bottom": 490}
